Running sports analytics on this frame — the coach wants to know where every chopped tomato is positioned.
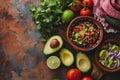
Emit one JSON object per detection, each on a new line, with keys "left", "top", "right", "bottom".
{"left": 85, "top": 32, "right": 90, "bottom": 36}
{"left": 79, "top": 34, "right": 84, "bottom": 38}
{"left": 78, "top": 25, "right": 83, "bottom": 31}
{"left": 70, "top": 20, "right": 100, "bottom": 48}
{"left": 73, "top": 28, "right": 78, "bottom": 32}
{"left": 87, "top": 30, "right": 91, "bottom": 33}
{"left": 90, "top": 24, "right": 94, "bottom": 27}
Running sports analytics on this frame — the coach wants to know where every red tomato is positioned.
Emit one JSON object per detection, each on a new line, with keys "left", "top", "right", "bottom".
{"left": 80, "top": 8, "right": 91, "bottom": 16}
{"left": 82, "top": 0, "right": 93, "bottom": 8}
{"left": 85, "top": 32, "right": 90, "bottom": 36}
{"left": 73, "top": 28, "right": 78, "bottom": 32}
{"left": 79, "top": 34, "right": 84, "bottom": 38}
{"left": 67, "top": 68, "right": 81, "bottom": 80}
{"left": 69, "top": 0, "right": 82, "bottom": 12}
{"left": 78, "top": 25, "right": 83, "bottom": 31}
{"left": 82, "top": 75, "right": 93, "bottom": 80}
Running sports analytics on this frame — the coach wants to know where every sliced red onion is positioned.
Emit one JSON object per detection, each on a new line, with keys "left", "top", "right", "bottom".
{"left": 116, "top": 58, "right": 120, "bottom": 68}
{"left": 113, "top": 50, "right": 119, "bottom": 55}
{"left": 114, "top": 52, "right": 120, "bottom": 59}
{"left": 110, "top": 55, "right": 114, "bottom": 60}
{"left": 100, "top": 43, "right": 120, "bottom": 69}
{"left": 116, "top": 55, "right": 120, "bottom": 60}
{"left": 104, "top": 54, "right": 111, "bottom": 67}
{"left": 108, "top": 51, "right": 113, "bottom": 55}
{"left": 117, "top": 52, "right": 120, "bottom": 57}
{"left": 109, "top": 62, "right": 117, "bottom": 69}
{"left": 104, "top": 54, "right": 118, "bottom": 69}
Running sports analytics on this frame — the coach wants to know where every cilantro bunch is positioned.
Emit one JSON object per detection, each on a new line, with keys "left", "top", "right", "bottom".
{"left": 30, "top": 0, "right": 72, "bottom": 42}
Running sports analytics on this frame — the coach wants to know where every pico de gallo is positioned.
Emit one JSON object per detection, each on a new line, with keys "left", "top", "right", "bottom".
{"left": 69, "top": 20, "right": 100, "bottom": 48}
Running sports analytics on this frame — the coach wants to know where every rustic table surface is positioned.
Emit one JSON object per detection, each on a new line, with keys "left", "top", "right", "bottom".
{"left": 0, "top": 0, "right": 120, "bottom": 80}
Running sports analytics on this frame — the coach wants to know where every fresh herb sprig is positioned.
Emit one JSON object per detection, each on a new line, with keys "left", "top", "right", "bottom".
{"left": 30, "top": 0, "right": 72, "bottom": 42}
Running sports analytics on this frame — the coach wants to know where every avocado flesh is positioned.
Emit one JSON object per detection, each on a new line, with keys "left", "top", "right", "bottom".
{"left": 43, "top": 35, "right": 63, "bottom": 55}
{"left": 76, "top": 52, "right": 91, "bottom": 72}
{"left": 60, "top": 48, "right": 74, "bottom": 66}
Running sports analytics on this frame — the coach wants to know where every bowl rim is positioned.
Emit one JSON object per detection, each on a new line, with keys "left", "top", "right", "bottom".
{"left": 66, "top": 16, "right": 103, "bottom": 51}
{"left": 95, "top": 39, "right": 120, "bottom": 72}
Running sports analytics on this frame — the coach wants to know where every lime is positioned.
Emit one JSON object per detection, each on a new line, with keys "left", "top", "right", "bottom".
{"left": 111, "top": 44, "right": 120, "bottom": 51}
{"left": 46, "top": 56, "right": 61, "bottom": 69}
{"left": 62, "top": 9, "right": 74, "bottom": 23}
{"left": 99, "top": 49, "right": 108, "bottom": 59}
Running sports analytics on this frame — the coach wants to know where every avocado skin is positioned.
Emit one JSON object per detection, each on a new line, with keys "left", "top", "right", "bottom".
{"left": 59, "top": 48, "right": 74, "bottom": 66}
{"left": 76, "top": 52, "right": 91, "bottom": 73}
{"left": 43, "top": 35, "right": 63, "bottom": 55}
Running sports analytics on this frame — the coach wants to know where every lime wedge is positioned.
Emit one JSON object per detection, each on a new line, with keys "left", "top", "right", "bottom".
{"left": 111, "top": 44, "right": 120, "bottom": 51}
{"left": 99, "top": 49, "right": 108, "bottom": 59}
{"left": 46, "top": 56, "right": 61, "bottom": 69}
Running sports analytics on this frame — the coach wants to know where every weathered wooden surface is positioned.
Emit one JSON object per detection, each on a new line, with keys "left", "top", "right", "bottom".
{"left": 0, "top": 0, "right": 120, "bottom": 80}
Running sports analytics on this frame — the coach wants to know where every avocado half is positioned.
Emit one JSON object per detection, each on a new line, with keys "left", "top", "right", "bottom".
{"left": 43, "top": 35, "right": 63, "bottom": 55}
{"left": 76, "top": 52, "right": 91, "bottom": 72}
{"left": 59, "top": 48, "right": 74, "bottom": 66}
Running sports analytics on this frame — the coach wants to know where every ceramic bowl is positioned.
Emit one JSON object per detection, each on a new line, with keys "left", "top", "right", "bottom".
{"left": 66, "top": 16, "right": 103, "bottom": 51}
{"left": 95, "top": 39, "right": 120, "bottom": 72}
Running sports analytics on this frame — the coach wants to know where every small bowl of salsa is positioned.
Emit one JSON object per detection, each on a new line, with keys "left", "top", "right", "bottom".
{"left": 66, "top": 16, "right": 103, "bottom": 51}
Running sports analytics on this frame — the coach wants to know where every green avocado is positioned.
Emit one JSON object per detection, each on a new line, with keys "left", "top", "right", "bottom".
{"left": 111, "top": 44, "right": 120, "bottom": 51}
{"left": 76, "top": 52, "right": 91, "bottom": 73}
{"left": 43, "top": 35, "right": 63, "bottom": 55}
{"left": 59, "top": 48, "right": 74, "bottom": 66}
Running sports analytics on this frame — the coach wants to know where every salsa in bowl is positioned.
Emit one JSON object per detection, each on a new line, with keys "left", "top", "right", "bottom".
{"left": 66, "top": 16, "right": 103, "bottom": 51}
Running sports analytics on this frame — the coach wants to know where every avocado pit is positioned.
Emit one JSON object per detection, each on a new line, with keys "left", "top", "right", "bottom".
{"left": 50, "top": 39, "right": 60, "bottom": 48}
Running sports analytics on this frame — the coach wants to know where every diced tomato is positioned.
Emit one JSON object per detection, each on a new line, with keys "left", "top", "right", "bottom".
{"left": 86, "top": 35, "right": 90, "bottom": 38}
{"left": 85, "top": 32, "right": 90, "bottom": 36}
{"left": 91, "top": 31, "right": 94, "bottom": 35}
{"left": 79, "top": 34, "right": 84, "bottom": 38}
{"left": 94, "top": 30, "right": 97, "bottom": 33}
{"left": 94, "top": 34, "right": 98, "bottom": 39}
{"left": 73, "top": 28, "right": 78, "bottom": 32}
{"left": 87, "top": 29, "right": 91, "bottom": 33}
{"left": 78, "top": 25, "right": 83, "bottom": 31}
{"left": 90, "top": 24, "right": 94, "bottom": 27}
